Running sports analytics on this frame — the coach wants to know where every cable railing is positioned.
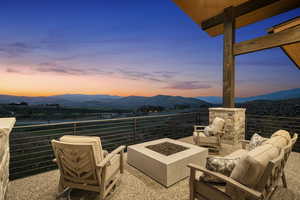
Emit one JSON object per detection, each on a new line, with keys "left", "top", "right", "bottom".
{"left": 10, "top": 112, "right": 203, "bottom": 180}
{"left": 245, "top": 114, "right": 300, "bottom": 151}
{"left": 9, "top": 111, "right": 300, "bottom": 180}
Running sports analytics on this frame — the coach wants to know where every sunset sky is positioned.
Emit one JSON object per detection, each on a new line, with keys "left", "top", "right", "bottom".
{"left": 0, "top": 1, "right": 299, "bottom": 98}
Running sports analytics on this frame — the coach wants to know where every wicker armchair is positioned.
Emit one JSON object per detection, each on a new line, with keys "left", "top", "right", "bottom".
{"left": 51, "top": 135, "right": 125, "bottom": 200}
{"left": 193, "top": 117, "right": 225, "bottom": 151}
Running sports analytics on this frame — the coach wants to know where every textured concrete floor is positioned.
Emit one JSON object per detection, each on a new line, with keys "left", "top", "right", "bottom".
{"left": 7, "top": 137, "right": 300, "bottom": 200}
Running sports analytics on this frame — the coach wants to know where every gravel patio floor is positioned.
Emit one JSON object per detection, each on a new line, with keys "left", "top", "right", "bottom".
{"left": 7, "top": 137, "right": 300, "bottom": 200}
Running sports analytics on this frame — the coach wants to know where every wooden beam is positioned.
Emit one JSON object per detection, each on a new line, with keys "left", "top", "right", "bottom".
{"left": 201, "top": 0, "right": 279, "bottom": 30}
{"left": 234, "top": 25, "right": 300, "bottom": 55}
{"left": 223, "top": 7, "right": 235, "bottom": 108}
{"left": 280, "top": 46, "right": 300, "bottom": 70}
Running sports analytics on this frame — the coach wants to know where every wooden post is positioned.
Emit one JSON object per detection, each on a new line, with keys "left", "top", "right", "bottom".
{"left": 223, "top": 7, "right": 235, "bottom": 108}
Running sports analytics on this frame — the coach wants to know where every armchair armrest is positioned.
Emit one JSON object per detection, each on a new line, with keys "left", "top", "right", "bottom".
{"left": 240, "top": 140, "right": 250, "bottom": 149}
{"left": 187, "top": 164, "right": 262, "bottom": 200}
{"left": 97, "top": 145, "right": 126, "bottom": 168}
{"left": 194, "top": 125, "right": 206, "bottom": 132}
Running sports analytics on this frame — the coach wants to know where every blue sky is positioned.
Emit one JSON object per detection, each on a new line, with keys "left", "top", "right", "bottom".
{"left": 0, "top": 1, "right": 299, "bottom": 97}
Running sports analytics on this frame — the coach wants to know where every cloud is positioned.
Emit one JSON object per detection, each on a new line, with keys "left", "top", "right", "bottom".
{"left": 36, "top": 62, "right": 86, "bottom": 75}
{"left": 6, "top": 68, "right": 23, "bottom": 74}
{"left": 153, "top": 71, "right": 177, "bottom": 79}
{"left": 0, "top": 42, "right": 36, "bottom": 57}
{"left": 165, "top": 81, "right": 212, "bottom": 90}
{"left": 117, "top": 68, "right": 167, "bottom": 82}
{"left": 5, "top": 62, "right": 115, "bottom": 76}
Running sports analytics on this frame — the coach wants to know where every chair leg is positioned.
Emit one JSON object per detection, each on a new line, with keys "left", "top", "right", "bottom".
{"left": 189, "top": 168, "right": 196, "bottom": 200}
{"left": 56, "top": 187, "right": 72, "bottom": 200}
{"left": 282, "top": 171, "right": 287, "bottom": 188}
{"left": 4, "top": 190, "right": 7, "bottom": 200}
{"left": 58, "top": 175, "right": 65, "bottom": 193}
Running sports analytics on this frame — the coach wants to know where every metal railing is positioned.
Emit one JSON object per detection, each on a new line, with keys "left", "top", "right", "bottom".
{"left": 10, "top": 112, "right": 203, "bottom": 180}
{"left": 245, "top": 114, "right": 300, "bottom": 151}
{"left": 9, "top": 111, "right": 300, "bottom": 180}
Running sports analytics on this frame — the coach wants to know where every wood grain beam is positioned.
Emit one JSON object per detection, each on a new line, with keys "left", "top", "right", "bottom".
{"left": 201, "top": 0, "right": 279, "bottom": 30}
{"left": 223, "top": 7, "right": 235, "bottom": 108}
{"left": 234, "top": 25, "right": 300, "bottom": 55}
{"left": 280, "top": 47, "right": 300, "bottom": 70}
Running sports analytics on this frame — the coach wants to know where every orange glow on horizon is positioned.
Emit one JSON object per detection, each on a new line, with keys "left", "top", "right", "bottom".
{"left": 1, "top": 70, "right": 220, "bottom": 98}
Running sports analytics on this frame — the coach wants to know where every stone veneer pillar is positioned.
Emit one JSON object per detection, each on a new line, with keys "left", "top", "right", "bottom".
{"left": 209, "top": 108, "right": 246, "bottom": 145}
{"left": 0, "top": 118, "right": 16, "bottom": 200}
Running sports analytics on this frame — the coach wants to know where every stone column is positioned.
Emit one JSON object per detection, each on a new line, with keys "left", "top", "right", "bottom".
{"left": 209, "top": 108, "right": 245, "bottom": 145}
{"left": 0, "top": 118, "right": 16, "bottom": 200}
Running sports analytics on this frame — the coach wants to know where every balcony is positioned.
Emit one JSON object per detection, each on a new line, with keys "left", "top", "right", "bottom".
{"left": 4, "top": 112, "right": 300, "bottom": 199}
{"left": 5, "top": 136, "right": 300, "bottom": 200}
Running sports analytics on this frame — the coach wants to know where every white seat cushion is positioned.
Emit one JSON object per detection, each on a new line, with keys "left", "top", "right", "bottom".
{"left": 225, "top": 149, "right": 248, "bottom": 159}
{"left": 231, "top": 144, "right": 279, "bottom": 187}
{"left": 193, "top": 131, "right": 206, "bottom": 144}
{"left": 199, "top": 136, "right": 219, "bottom": 144}
{"left": 210, "top": 117, "right": 225, "bottom": 135}
{"left": 60, "top": 135, "right": 104, "bottom": 164}
{"left": 264, "top": 130, "right": 291, "bottom": 149}
{"left": 226, "top": 144, "right": 280, "bottom": 199}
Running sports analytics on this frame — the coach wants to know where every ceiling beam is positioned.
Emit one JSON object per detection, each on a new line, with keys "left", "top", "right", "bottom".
{"left": 234, "top": 25, "right": 300, "bottom": 55}
{"left": 280, "top": 47, "right": 300, "bottom": 70}
{"left": 201, "top": 0, "right": 279, "bottom": 30}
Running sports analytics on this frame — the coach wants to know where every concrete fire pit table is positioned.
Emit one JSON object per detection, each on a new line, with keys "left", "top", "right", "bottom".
{"left": 127, "top": 138, "right": 208, "bottom": 187}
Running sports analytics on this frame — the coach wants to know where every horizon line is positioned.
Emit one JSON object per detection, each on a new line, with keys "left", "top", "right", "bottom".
{"left": 0, "top": 87, "right": 299, "bottom": 99}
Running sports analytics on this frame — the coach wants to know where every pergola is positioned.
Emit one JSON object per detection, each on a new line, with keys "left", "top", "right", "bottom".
{"left": 172, "top": 0, "right": 300, "bottom": 108}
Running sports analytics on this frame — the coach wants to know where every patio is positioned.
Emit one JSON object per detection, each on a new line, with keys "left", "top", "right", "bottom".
{"left": 7, "top": 136, "right": 300, "bottom": 200}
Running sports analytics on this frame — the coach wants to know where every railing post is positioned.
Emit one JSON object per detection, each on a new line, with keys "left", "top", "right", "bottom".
{"left": 73, "top": 123, "right": 77, "bottom": 135}
{"left": 133, "top": 118, "right": 137, "bottom": 144}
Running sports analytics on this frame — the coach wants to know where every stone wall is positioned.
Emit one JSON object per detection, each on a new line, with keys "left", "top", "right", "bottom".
{"left": 209, "top": 108, "right": 246, "bottom": 145}
{"left": 0, "top": 118, "right": 16, "bottom": 200}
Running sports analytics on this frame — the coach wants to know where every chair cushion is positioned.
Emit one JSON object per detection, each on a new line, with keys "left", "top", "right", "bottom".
{"left": 264, "top": 130, "right": 291, "bottom": 149}
{"left": 229, "top": 144, "right": 279, "bottom": 188}
{"left": 271, "top": 130, "right": 291, "bottom": 141}
{"left": 226, "top": 144, "right": 279, "bottom": 199}
{"left": 201, "top": 157, "right": 240, "bottom": 184}
{"left": 193, "top": 131, "right": 206, "bottom": 144}
{"left": 204, "top": 126, "right": 213, "bottom": 136}
{"left": 248, "top": 133, "right": 267, "bottom": 151}
{"left": 60, "top": 135, "right": 104, "bottom": 163}
{"left": 210, "top": 117, "right": 225, "bottom": 135}
{"left": 193, "top": 131, "right": 206, "bottom": 138}
{"left": 199, "top": 136, "right": 218, "bottom": 144}
{"left": 225, "top": 149, "right": 248, "bottom": 159}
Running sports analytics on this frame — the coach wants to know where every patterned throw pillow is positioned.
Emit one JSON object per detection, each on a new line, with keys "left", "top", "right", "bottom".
{"left": 203, "top": 126, "right": 212, "bottom": 136}
{"left": 248, "top": 133, "right": 267, "bottom": 151}
{"left": 201, "top": 157, "right": 240, "bottom": 184}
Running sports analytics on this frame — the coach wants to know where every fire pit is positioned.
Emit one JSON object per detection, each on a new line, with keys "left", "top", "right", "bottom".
{"left": 127, "top": 138, "right": 208, "bottom": 187}
{"left": 146, "top": 142, "right": 189, "bottom": 156}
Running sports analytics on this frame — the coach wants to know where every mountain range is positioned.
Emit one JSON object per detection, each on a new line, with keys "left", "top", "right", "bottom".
{"left": 197, "top": 88, "right": 300, "bottom": 104}
{"left": 0, "top": 94, "right": 209, "bottom": 110}
{"left": 0, "top": 88, "right": 299, "bottom": 109}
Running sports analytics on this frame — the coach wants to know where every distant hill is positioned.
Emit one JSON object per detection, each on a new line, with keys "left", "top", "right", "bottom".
{"left": 52, "top": 94, "right": 121, "bottom": 102}
{"left": 78, "top": 95, "right": 210, "bottom": 109}
{"left": 197, "top": 88, "right": 300, "bottom": 104}
{"left": 0, "top": 95, "right": 75, "bottom": 105}
{"left": 237, "top": 98, "right": 300, "bottom": 117}
{"left": 0, "top": 94, "right": 210, "bottom": 110}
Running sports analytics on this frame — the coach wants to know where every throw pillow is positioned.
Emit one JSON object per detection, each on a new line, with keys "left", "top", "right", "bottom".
{"left": 201, "top": 157, "right": 240, "bottom": 184}
{"left": 248, "top": 133, "right": 267, "bottom": 151}
{"left": 204, "top": 126, "right": 212, "bottom": 136}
